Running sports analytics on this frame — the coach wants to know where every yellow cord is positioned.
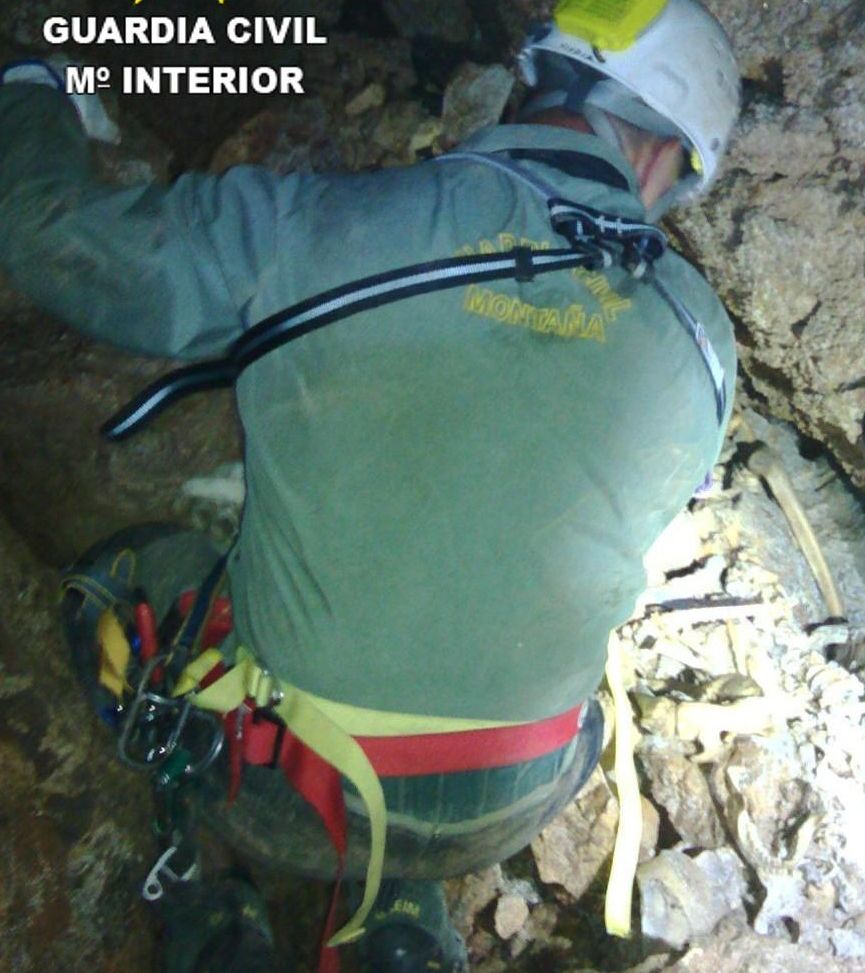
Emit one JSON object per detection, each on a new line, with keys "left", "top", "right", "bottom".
{"left": 604, "top": 631, "right": 642, "bottom": 938}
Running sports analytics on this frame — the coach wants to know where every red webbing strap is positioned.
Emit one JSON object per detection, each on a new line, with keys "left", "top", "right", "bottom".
{"left": 177, "top": 591, "right": 346, "bottom": 970}
{"left": 354, "top": 704, "right": 583, "bottom": 776}
{"left": 177, "top": 590, "right": 234, "bottom": 649}
{"left": 278, "top": 730, "right": 348, "bottom": 973}
{"left": 229, "top": 701, "right": 584, "bottom": 973}
{"left": 226, "top": 705, "right": 254, "bottom": 804}
{"left": 135, "top": 603, "right": 159, "bottom": 663}
{"left": 178, "top": 590, "right": 585, "bottom": 973}
{"left": 225, "top": 711, "right": 348, "bottom": 973}
{"left": 234, "top": 704, "right": 584, "bottom": 778}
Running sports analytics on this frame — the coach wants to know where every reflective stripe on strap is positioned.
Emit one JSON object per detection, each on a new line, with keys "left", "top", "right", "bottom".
{"left": 652, "top": 274, "right": 727, "bottom": 424}
{"left": 102, "top": 245, "right": 600, "bottom": 441}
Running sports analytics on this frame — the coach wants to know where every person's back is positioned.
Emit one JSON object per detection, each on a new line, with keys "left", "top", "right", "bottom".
{"left": 228, "top": 127, "right": 734, "bottom": 722}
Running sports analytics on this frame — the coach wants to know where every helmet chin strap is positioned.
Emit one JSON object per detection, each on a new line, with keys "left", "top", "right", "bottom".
{"left": 515, "top": 88, "right": 570, "bottom": 121}
{"left": 583, "top": 81, "right": 683, "bottom": 138}
{"left": 580, "top": 103, "right": 626, "bottom": 155}
{"left": 643, "top": 170, "right": 702, "bottom": 222}
{"left": 590, "top": 109, "right": 702, "bottom": 222}
{"left": 517, "top": 75, "right": 705, "bottom": 223}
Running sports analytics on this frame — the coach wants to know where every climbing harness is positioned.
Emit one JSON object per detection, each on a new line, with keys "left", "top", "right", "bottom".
{"left": 171, "top": 640, "right": 585, "bottom": 970}
{"left": 66, "top": 542, "right": 584, "bottom": 967}
{"left": 101, "top": 151, "right": 724, "bottom": 441}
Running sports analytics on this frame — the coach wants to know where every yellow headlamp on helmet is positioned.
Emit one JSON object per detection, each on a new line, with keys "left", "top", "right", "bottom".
{"left": 554, "top": 0, "right": 668, "bottom": 52}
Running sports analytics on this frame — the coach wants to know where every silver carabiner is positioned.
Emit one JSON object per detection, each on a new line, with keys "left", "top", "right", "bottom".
{"left": 118, "top": 653, "right": 225, "bottom": 776}
{"left": 185, "top": 708, "right": 225, "bottom": 777}
{"left": 118, "top": 654, "right": 179, "bottom": 769}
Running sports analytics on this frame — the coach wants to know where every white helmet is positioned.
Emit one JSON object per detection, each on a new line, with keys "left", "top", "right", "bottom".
{"left": 517, "top": 0, "right": 740, "bottom": 204}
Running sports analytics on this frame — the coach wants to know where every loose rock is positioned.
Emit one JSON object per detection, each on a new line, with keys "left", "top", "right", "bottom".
{"left": 637, "top": 848, "right": 748, "bottom": 949}
{"left": 494, "top": 894, "right": 530, "bottom": 940}
{"left": 640, "top": 737, "right": 726, "bottom": 849}
{"left": 531, "top": 768, "right": 618, "bottom": 900}
{"left": 440, "top": 63, "right": 515, "bottom": 147}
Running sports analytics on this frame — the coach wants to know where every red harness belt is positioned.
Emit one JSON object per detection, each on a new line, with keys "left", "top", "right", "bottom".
{"left": 177, "top": 590, "right": 584, "bottom": 972}
{"left": 232, "top": 702, "right": 584, "bottom": 784}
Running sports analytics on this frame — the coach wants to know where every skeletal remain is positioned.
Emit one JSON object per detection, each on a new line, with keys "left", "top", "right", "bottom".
{"left": 726, "top": 618, "right": 750, "bottom": 675}
{"left": 695, "top": 672, "right": 763, "bottom": 703}
{"left": 733, "top": 805, "right": 828, "bottom": 941}
{"left": 746, "top": 444, "right": 845, "bottom": 620}
{"left": 646, "top": 599, "right": 784, "bottom": 626}
{"left": 734, "top": 807, "right": 821, "bottom": 871}
{"left": 806, "top": 660, "right": 865, "bottom": 707}
{"left": 635, "top": 694, "right": 797, "bottom": 762}
{"left": 181, "top": 461, "right": 246, "bottom": 506}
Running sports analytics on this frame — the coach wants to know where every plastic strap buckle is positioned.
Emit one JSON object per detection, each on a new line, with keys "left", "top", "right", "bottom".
{"left": 512, "top": 246, "right": 535, "bottom": 283}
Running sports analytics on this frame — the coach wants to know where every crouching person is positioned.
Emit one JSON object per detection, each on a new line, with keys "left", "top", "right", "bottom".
{"left": 0, "top": 1, "right": 739, "bottom": 969}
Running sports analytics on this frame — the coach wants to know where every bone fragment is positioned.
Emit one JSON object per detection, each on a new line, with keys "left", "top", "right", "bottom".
{"left": 746, "top": 444, "right": 845, "bottom": 619}
{"left": 635, "top": 694, "right": 791, "bottom": 762}
{"left": 647, "top": 599, "right": 782, "bottom": 625}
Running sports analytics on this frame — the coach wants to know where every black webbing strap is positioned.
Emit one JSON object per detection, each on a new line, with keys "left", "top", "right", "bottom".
{"left": 439, "top": 151, "right": 726, "bottom": 425}
{"left": 102, "top": 245, "right": 603, "bottom": 441}
{"left": 104, "top": 149, "right": 693, "bottom": 441}
{"left": 505, "top": 148, "right": 630, "bottom": 191}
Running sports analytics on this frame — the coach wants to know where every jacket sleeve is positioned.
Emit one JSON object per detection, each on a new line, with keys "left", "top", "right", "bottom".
{"left": 0, "top": 84, "right": 288, "bottom": 360}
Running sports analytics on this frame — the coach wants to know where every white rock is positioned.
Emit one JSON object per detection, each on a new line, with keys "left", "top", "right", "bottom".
{"left": 494, "top": 894, "right": 530, "bottom": 940}
{"left": 643, "top": 512, "right": 704, "bottom": 586}
{"left": 830, "top": 928, "right": 865, "bottom": 959}
{"left": 181, "top": 462, "right": 245, "bottom": 507}
{"left": 440, "top": 63, "right": 514, "bottom": 145}
{"left": 637, "top": 848, "right": 747, "bottom": 948}
{"left": 531, "top": 769, "right": 618, "bottom": 900}
{"left": 345, "top": 82, "right": 386, "bottom": 116}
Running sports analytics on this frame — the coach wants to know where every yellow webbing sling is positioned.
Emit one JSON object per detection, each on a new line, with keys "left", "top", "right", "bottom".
{"left": 174, "top": 647, "right": 520, "bottom": 944}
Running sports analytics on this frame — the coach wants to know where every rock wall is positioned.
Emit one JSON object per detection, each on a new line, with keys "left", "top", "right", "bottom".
{"left": 672, "top": 0, "right": 865, "bottom": 487}
{"left": 0, "top": 290, "right": 240, "bottom": 564}
{"left": 0, "top": 513, "right": 154, "bottom": 973}
{"left": 393, "top": 0, "right": 865, "bottom": 488}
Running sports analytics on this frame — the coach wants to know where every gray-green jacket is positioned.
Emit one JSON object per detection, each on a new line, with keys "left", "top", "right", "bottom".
{"left": 0, "top": 85, "right": 736, "bottom": 723}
